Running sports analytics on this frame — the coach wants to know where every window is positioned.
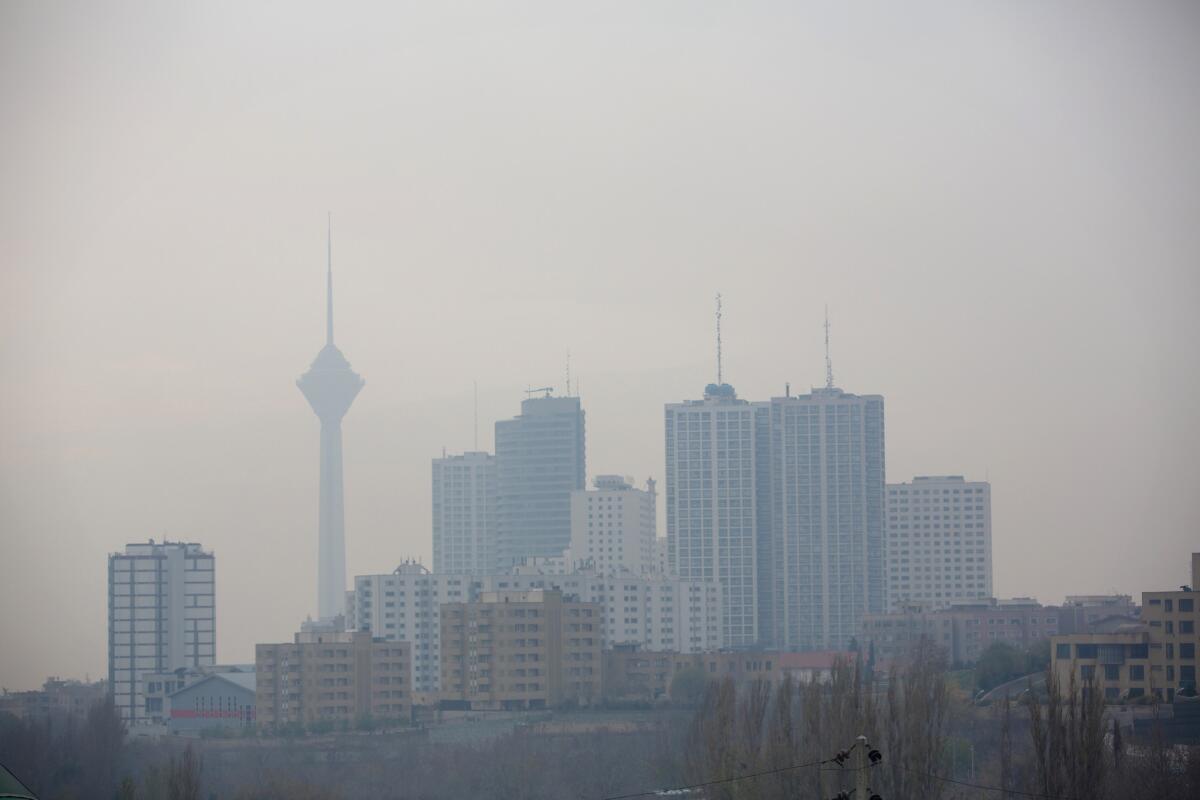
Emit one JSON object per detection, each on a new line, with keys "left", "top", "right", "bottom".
{"left": 1056, "top": 643, "right": 1071, "bottom": 659}
{"left": 1181, "top": 643, "right": 1196, "bottom": 660}
{"left": 1181, "top": 599, "right": 1195, "bottom": 612}
{"left": 1080, "top": 665, "right": 1096, "bottom": 681}
{"left": 1103, "top": 664, "right": 1119, "bottom": 681}
{"left": 1076, "top": 644, "right": 1098, "bottom": 659}
{"left": 1129, "top": 665, "right": 1145, "bottom": 681}
{"left": 1128, "top": 643, "right": 1149, "bottom": 659}
{"left": 1183, "top": 621, "right": 1195, "bottom": 634}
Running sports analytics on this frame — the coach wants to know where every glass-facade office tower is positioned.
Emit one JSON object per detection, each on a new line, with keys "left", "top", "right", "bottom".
{"left": 664, "top": 383, "right": 764, "bottom": 648}
{"left": 108, "top": 540, "right": 215, "bottom": 723}
{"left": 432, "top": 452, "right": 498, "bottom": 575}
{"left": 762, "top": 387, "right": 885, "bottom": 650}
{"left": 494, "top": 395, "right": 586, "bottom": 570}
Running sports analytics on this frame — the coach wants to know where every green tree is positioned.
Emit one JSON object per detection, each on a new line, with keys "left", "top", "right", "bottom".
{"left": 670, "top": 665, "right": 708, "bottom": 705}
{"left": 975, "top": 641, "right": 1027, "bottom": 691}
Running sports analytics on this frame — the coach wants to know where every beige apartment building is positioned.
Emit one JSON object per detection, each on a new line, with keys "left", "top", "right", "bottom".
{"left": 255, "top": 630, "right": 410, "bottom": 728}
{"left": 439, "top": 589, "right": 601, "bottom": 710}
{"left": 1050, "top": 553, "right": 1198, "bottom": 703}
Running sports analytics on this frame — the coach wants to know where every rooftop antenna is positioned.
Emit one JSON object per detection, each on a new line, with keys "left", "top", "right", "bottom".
{"left": 566, "top": 350, "right": 572, "bottom": 396}
{"left": 824, "top": 304, "right": 834, "bottom": 389}
{"left": 715, "top": 293, "right": 723, "bottom": 385}
{"left": 326, "top": 212, "right": 334, "bottom": 346}
{"left": 473, "top": 380, "right": 478, "bottom": 451}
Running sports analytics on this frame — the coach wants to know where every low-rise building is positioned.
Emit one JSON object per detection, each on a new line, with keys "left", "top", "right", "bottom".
{"left": 1057, "top": 595, "right": 1139, "bottom": 634}
{"left": 440, "top": 589, "right": 602, "bottom": 710}
{"left": 167, "top": 672, "right": 256, "bottom": 734}
{"left": 255, "top": 631, "right": 410, "bottom": 729}
{"left": 1050, "top": 553, "right": 1199, "bottom": 704}
{"left": 141, "top": 664, "right": 254, "bottom": 725}
{"left": 0, "top": 678, "right": 107, "bottom": 721}
{"left": 602, "top": 647, "right": 851, "bottom": 702}
{"left": 861, "top": 598, "right": 1061, "bottom": 666}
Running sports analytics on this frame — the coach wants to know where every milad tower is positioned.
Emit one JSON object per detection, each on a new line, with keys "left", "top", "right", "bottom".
{"left": 297, "top": 223, "right": 364, "bottom": 621}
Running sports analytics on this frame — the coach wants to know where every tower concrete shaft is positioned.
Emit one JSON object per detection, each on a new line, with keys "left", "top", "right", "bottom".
{"left": 297, "top": 228, "right": 363, "bottom": 621}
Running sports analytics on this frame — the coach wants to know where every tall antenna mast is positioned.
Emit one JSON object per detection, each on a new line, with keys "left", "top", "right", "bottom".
{"left": 824, "top": 304, "right": 834, "bottom": 389}
{"left": 566, "top": 349, "right": 572, "bottom": 396}
{"left": 473, "top": 380, "right": 478, "bottom": 451}
{"left": 326, "top": 212, "right": 334, "bottom": 346}
{"left": 715, "top": 293, "right": 723, "bottom": 385}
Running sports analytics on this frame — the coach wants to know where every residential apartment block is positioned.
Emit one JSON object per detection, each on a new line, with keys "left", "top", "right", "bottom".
{"left": 861, "top": 598, "right": 1061, "bottom": 665}
{"left": 495, "top": 394, "right": 586, "bottom": 570}
{"left": 349, "top": 562, "right": 721, "bottom": 695}
{"left": 255, "top": 630, "right": 410, "bottom": 728}
{"left": 761, "top": 388, "right": 886, "bottom": 651}
{"left": 108, "top": 540, "right": 215, "bottom": 724}
{"left": 432, "top": 451, "right": 497, "bottom": 575}
{"left": 665, "top": 383, "right": 764, "bottom": 648}
{"left": 569, "top": 475, "right": 656, "bottom": 576}
{"left": 885, "top": 476, "right": 992, "bottom": 611}
{"left": 439, "top": 590, "right": 602, "bottom": 710}
{"left": 1050, "top": 553, "right": 1199, "bottom": 703}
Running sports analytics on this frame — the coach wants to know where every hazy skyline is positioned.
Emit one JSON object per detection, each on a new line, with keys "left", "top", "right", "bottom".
{"left": 3, "top": 1, "right": 1198, "bottom": 690}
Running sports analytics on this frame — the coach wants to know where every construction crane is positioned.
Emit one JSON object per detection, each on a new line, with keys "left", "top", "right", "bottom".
{"left": 525, "top": 386, "right": 554, "bottom": 398}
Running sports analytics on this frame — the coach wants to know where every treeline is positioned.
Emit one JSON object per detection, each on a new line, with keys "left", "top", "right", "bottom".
{"left": 3, "top": 663, "right": 1199, "bottom": 799}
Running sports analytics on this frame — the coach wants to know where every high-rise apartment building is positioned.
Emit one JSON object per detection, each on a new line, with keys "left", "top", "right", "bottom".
{"left": 255, "top": 630, "right": 410, "bottom": 728}
{"left": 664, "top": 383, "right": 765, "bottom": 648}
{"left": 439, "top": 589, "right": 602, "bottom": 710}
{"left": 761, "top": 388, "right": 885, "bottom": 650}
{"left": 432, "top": 452, "right": 497, "bottom": 575}
{"left": 885, "top": 476, "right": 992, "bottom": 610}
{"left": 569, "top": 475, "right": 656, "bottom": 576}
{"left": 108, "top": 540, "right": 215, "bottom": 724}
{"left": 494, "top": 394, "right": 586, "bottom": 570}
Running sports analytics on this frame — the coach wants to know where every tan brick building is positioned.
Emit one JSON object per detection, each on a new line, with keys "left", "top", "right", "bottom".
{"left": 439, "top": 589, "right": 601, "bottom": 709}
{"left": 255, "top": 630, "right": 410, "bottom": 728}
{"left": 1050, "top": 553, "right": 1198, "bottom": 703}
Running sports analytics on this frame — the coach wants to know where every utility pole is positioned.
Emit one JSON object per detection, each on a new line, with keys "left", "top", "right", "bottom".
{"left": 855, "top": 735, "right": 869, "bottom": 800}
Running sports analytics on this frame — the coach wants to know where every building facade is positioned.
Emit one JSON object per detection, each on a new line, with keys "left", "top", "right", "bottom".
{"left": 0, "top": 678, "right": 107, "bottom": 721}
{"left": 166, "top": 672, "right": 256, "bottom": 734}
{"left": 439, "top": 589, "right": 602, "bottom": 710}
{"left": 108, "top": 540, "right": 215, "bottom": 724}
{"left": 762, "top": 388, "right": 886, "bottom": 650}
{"left": 569, "top": 475, "right": 656, "bottom": 576}
{"left": 350, "top": 562, "right": 721, "bottom": 694}
{"left": 885, "top": 476, "right": 992, "bottom": 611}
{"left": 255, "top": 631, "right": 410, "bottom": 728}
{"left": 1050, "top": 553, "right": 1199, "bottom": 703}
{"left": 861, "top": 598, "right": 1061, "bottom": 666}
{"left": 432, "top": 451, "right": 497, "bottom": 575}
{"left": 140, "top": 663, "right": 254, "bottom": 726}
{"left": 495, "top": 395, "right": 586, "bottom": 570}
{"left": 664, "top": 383, "right": 764, "bottom": 648}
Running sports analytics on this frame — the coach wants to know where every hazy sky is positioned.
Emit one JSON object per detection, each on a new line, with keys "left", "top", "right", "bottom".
{"left": 2, "top": 1, "right": 1198, "bottom": 690}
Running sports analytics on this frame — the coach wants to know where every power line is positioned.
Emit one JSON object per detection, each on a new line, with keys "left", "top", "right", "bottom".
{"left": 896, "top": 764, "right": 1080, "bottom": 800}
{"left": 600, "top": 756, "right": 833, "bottom": 800}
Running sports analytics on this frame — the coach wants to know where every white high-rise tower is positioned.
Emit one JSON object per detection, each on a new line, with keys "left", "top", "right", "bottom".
{"left": 297, "top": 222, "right": 364, "bottom": 620}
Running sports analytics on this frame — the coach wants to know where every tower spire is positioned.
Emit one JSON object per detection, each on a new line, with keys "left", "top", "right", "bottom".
{"left": 715, "top": 292, "right": 723, "bottom": 385}
{"left": 326, "top": 212, "right": 334, "bottom": 346}
{"left": 824, "top": 304, "right": 834, "bottom": 389}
